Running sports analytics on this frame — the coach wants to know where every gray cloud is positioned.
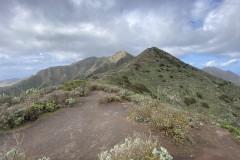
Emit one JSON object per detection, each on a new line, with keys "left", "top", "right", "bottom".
{"left": 0, "top": 0, "right": 240, "bottom": 79}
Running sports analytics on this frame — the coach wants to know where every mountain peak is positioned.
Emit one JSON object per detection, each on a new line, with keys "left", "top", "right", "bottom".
{"left": 109, "top": 51, "right": 133, "bottom": 63}
{"left": 137, "top": 47, "right": 170, "bottom": 58}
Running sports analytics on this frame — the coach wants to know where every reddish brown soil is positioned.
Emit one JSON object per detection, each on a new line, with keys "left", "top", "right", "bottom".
{"left": 0, "top": 91, "right": 239, "bottom": 160}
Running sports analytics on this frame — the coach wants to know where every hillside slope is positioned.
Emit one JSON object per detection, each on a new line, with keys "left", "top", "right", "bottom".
{"left": 203, "top": 67, "right": 240, "bottom": 86}
{"left": 100, "top": 47, "right": 240, "bottom": 127}
{"left": 0, "top": 78, "right": 22, "bottom": 87}
{"left": 0, "top": 51, "right": 134, "bottom": 95}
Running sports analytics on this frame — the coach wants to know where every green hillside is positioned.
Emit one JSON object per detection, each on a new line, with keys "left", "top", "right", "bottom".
{"left": 98, "top": 47, "right": 240, "bottom": 127}
{"left": 0, "top": 51, "right": 134, "bottom": 95}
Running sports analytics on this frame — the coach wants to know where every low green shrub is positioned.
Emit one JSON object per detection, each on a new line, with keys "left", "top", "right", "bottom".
{"left": 0, "top": 94, "right": 13, "bottom": 105}
{"left": 98, "top": 134, "right": 173, "bottom": 160}
{"left": 46, "top": 102, "right": 56, "bottom": 112}
{"left": 184, "top": 97, "right": 196, "bottom": 106}
{"left": 65, "top": 98, "right": 76, "bottom": 106}
{"left": 196, "top": 92, "right": 203, "bottom": 99}
{"left": 25, "top": 104, "right": 44, "bottom": 121}
{"left": 98, "top": 95, "right": 121, "bottom": 104}
{"left": 0, "top": 148, "right": 50, "bottom": 160}
{"left": 74, "top": 87, "right": 89, "bottom": 96}
{"left": 118, "top": 89, "right": 134, "bottom": 101}
{"left": 63, "top": 80, "right": 89, "bottom": 91}
{"left": 201, "top": 102, "right": 209, "bottom": 109}
{"left": 130, "top": 103, "right": 190, "bottom": 141}
{"left": 221, "top": 122, "right": 240, "bottom": 137}
{"left": 219, "top": 95, "right": 233, "bottom": 103}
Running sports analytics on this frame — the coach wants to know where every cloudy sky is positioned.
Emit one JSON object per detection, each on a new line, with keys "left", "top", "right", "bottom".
{"left": 0, "top": 0, "right": 240, "bottom": 80}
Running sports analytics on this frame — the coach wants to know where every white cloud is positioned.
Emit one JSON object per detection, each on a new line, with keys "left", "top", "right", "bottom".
{"left": 204, "top": 59, "right": 240, "bottom": 67}
{"left": 0, "top": 0, "right": 240, "bottom": 79}
{"left": 221, "top": 59, "right": 240, "bottom": 66}
{"left": 205, "top": 60, "right": 217, "bottom": 67}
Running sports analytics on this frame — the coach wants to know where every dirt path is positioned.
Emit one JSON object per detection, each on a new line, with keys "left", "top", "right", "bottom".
{"left": 0, "top": 91, "right": 149, "bottom": 159}
{"left": 0, "top": 91, "right": 240, "bottom": 160}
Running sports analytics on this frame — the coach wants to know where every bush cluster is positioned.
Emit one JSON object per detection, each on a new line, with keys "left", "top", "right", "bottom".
{"left": 221, "top": 122, "right": 240, "bottom": 137}
{"left": 0, "top": 148, "right": 50, "bottom": 160}
{"left": 98, "top": 95, "right": 121, "bottom": 104}
{"left": 196, "top": 92, "right": 203, "bottom": 99}
{"left": 0, "top": 96, "right": 76, "bottom": 130}
{"left": 130, "top": 104, "right": 190, "bottom": 141}
{"left": 62, "top": 80, "right": 89, "bottom": 91}
{"left": 219, "top": 94, "right": 233, "bottom": 103}
{"left": 201, "top": 102, "right": 209, "bottom": 109}
{"left": 92, "top": 84, "right": 191, "bottom": 141}
{"left": 184, "top": 97, "right": 196, "bottom": 106}
{"left": 99, "top": 134, "right": 173, "bottom": 160}
{"left": 89, "top": 83, "right": 120, "bottom": 93}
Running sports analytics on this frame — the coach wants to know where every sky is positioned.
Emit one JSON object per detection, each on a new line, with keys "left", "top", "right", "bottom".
{"left": 0, "top": 0, "right": 240, "bottom": 80}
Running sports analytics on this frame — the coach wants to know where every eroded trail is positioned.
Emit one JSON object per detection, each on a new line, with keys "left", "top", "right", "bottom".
{"left": 0, "top": 91, "right": 149, "bottom": 160}
{"left": 0, "top": 91, "right": 239, "bottom": 160}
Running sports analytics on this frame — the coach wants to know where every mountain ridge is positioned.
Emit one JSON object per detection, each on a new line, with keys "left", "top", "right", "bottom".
{"left": 202, "top": 67, "right": 240, "bottom": 85}
{"left": 0, "top": 78, "right": 22, "bottom": 87}
{"left": 98, "top": 47, "right": 240, "bottom": 127}
{"left": 0, "top": 52, "right": 134, "bottom": 95}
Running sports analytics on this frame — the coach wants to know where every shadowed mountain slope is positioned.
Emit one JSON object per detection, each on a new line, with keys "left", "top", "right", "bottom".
{"left": 0, "top": 78, "right": 22, "bottom": 87}
{"left": 99, "top": 47, "right": 240, "bottom": 127}
{"left": 0, "top": 51, "right": 134, "bottom": 95}
{"left": 203, "top": 67, "right": 240, "bottom": 86}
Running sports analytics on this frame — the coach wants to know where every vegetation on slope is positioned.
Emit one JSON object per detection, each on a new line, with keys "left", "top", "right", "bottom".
{"left": 1, "top": 47, "right": 240, "bottom": 159}
{"left": 0, "top": 51, "right": 134, "bottom": 96}
{"left": 0, "top": 80, "right": 91, "bottom": 131}
{"left": 98, "top": 47, "right": 240, "bottom": 128}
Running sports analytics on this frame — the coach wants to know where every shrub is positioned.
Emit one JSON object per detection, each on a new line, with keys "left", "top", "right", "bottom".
{"left": 130, "top": 103, "right": 190, "bottom": 141}
{"left": 98, "top": 96, "right": 121, "bottom": 104}
{"left": 221, "top": 122, "right": 240, "bottom": 137}
{"left": 46, "top": 102, "right": 56, "bottom": 112}
{"left": 129, "top": 93, "right": 152, "bottom": 105}
{"left": 118, "top": 89, "right": 134, "bottom": 101}
{"left": 65, "top": 98, "right": 76, "bottom": 106}
{"left": 0, "top": 107, "right": 28, "bottom": 130}
{"left": 0, "top": 94, "right": 13, "bottom": 105}
{"left": 98, "top": 134, "right": 173, "bottom": 160}
{"left": 25, "top": 104, "right": 43, "bottom": 121}
{"left": 0, "top": 149, "right": 50, "bottom": 160}
{"left": 184, "top": 97, "right": 196, "bottom": 106}
{"left": 150, "top": 107, "right": 189, "bottom": 140}
{"left": 130, "top": 106, "right": 151, "bottom": 123}
{"left": 159, "top": 63, "right": 165, "bottom": 67}
{"left": 219, "top": 95, "right": 233, "bottom": 103}
{"left": 63, "top": 80, "right": 89, "bottom": 91}
{"left": 196, "top": 92, "right": 203, "bottom": 99}
{"left": 169, "top": 75, "right": 173, "bottom": 78}
{"left": 49, "top": 92, "right": 70, "bottom": 104}
{"left": 201, "top": 102, "right": 209, "bottom": 109}
{"left": 74, "top": 87, "right": 89, "bottom": 96}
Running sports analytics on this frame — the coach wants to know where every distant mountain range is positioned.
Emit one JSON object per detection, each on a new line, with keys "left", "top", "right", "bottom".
{"left": 202, "top": 67, "right": 240, "bottom": 86}
{"left": 0, "top": 78, "right": 22, "bottom": 87}
{"left": 0, "top": 51, "right": 134, "bottom": 95}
